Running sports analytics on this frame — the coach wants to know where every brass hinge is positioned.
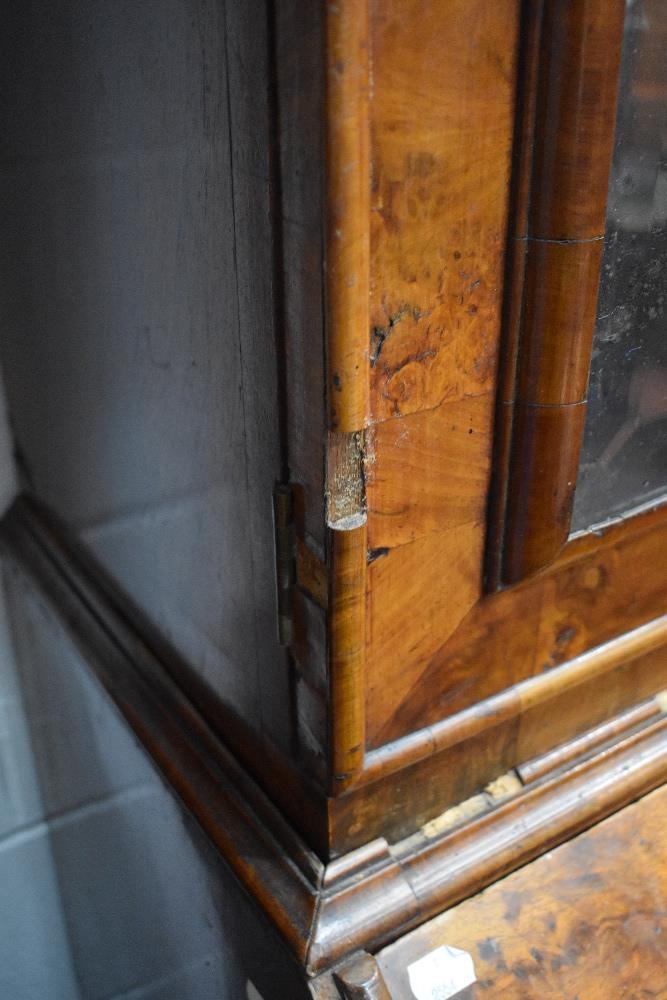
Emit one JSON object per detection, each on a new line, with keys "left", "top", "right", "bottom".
{"left": 273, "top": 483, "right": 296, "bottom": 646}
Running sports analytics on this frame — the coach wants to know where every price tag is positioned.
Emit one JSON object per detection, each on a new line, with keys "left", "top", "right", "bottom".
{"left": 407, "top": 944, "right": 476, "bottom": 1000}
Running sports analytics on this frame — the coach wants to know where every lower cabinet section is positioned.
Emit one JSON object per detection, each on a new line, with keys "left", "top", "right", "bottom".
{"left": 317, "top": 781, "right": 667, "bottom": 998}
{"left": 5, "top": 507, "right": 667, "bottom": 999}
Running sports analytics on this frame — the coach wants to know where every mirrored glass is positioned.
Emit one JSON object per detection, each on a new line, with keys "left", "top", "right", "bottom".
{"left": 572, "top": 0, "right": 667, "bottom": 531}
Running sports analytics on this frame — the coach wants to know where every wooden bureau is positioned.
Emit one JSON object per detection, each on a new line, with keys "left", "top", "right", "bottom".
{"left": 2, "top": 0, "right": 667, "bottom": 996}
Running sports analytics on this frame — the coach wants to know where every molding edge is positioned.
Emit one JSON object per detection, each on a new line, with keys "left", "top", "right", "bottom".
{"left": 3, "top": 494, "right": 667, "bottom": 978}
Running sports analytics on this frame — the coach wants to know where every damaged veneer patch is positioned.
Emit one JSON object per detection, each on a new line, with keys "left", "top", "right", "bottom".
{"left": 326, "top": 429, "right": 369, "bottom": 530}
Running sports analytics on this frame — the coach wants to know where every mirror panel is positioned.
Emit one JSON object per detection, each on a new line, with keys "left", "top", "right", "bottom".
{"left": 573, "top": 0, "right": 667, "bottom": 531}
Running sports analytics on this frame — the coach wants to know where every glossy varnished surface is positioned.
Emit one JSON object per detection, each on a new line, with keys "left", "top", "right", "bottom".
{"left": 377, "top": 781, "right": 667, "bottom": 997}
{"left": 368, "top": 501, "right": 667, "bottom": 751}
{"left": 363, "top": 0, "right": 520, "bottom": 745}
{"left": 358, "top": 0, "right": 645, "bottom": 755}
{"left": 500, "top": 0, "right": 625, "bottom": 582}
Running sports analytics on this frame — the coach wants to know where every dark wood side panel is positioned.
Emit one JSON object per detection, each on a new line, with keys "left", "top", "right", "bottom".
{"left": 0, "top": 0, "right": 295, "bottom": 753}
{"left": 274, "top": 0, "right": 328, "bottom": 553}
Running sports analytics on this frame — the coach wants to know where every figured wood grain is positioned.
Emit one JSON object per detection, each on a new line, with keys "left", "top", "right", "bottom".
{"left": 362, "top": 615, "right": 667, "bottom": 784}
{"left": 361, "top": 0, "right": 520, "bottom": 741}
{"left": 9, "top": 0, "right": 667, "bottom": 910}
{"left": 11, "top": 488, "right": 667, "bottom": 986}
{"left": 330, "top": 632, "right": 667, "bottom": 853}
{"left": 313, "top": 714, "right": 667, "bottom": 975}
{"left": 369, "top": 494, "right": 667, "bottom": 749}
{"left": 377, "top": 782, "right": 667, "bottom": 997}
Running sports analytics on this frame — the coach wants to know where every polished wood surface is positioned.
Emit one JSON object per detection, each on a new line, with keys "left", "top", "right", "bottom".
{"left": 5, "top": 0, "right": 665, "bottom": 871}
{"left": 517, "top": 699, "right": 662, "bottom": 785}
{"left": 500, "top": 0, "right": 625, "bottom": 582}
{"left": 332, "top": 953, "right": 392, "bottom": 1000}
{"left": 485, "top": 0, "right": 544, "bottom": 590}
{"left": 329, "top": 524, "right": 367, "bottom": 787}
{"left": 504, "top": 401, "right": 588, "bottom": 579}
{"left": 530, "top": 0, "right": 626, "bottom": 240}
{"left": 367, "top": 501, "right": 667, "bottom": 752}
{"left": 6, "top": 2, "right": 667, "bottom": 996}
{"left": 350, "top": 0, "right": 646, "bottom": 762}
{"left": 360, "top": 0, "right": 520, "bottom": 749}
{"left": 516, "top": 240, "right": 604, "bottom": 405}
{"left": 7, "top": 2, "right": 667, "bottom": 984}
{"left": 363, "top": 615, "right": 667, "bottom": 785}
{"left": 377, "top": 782, "right": 667, "bottom": 997}
{"left": 325, "top": 0, "right": 370, "bottom": 434}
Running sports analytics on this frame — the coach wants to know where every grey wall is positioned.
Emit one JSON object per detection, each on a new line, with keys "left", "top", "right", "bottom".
{"left": 2, "top": 555, "right": 306, "bottom": 1000}
{"left": 0, "top": 392, "right": 79, "bottom": 1000}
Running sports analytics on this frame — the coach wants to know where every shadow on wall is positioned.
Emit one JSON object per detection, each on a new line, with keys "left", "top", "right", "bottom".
{"left": 0, "top": 557, "right": 306, "bottom": 1000}
{"left": 0, "top": 369, "right": 18, "bottom": 515}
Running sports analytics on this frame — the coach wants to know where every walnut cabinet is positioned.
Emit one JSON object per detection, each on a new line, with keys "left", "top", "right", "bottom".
{"left": 2, "top": 0, "right": 667, "bottom": 996}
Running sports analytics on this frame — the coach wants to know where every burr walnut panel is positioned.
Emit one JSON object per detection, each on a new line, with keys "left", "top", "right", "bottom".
{"left": 363, "top": 0, "right": 520, "bottom": 744}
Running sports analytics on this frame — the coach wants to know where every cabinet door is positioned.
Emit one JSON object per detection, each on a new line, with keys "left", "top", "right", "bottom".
{"left": 326, "top": 0, "right": 667, "bottom": 837}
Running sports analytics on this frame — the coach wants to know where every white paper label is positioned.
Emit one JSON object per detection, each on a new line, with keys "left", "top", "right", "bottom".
{"left": 246, "top": 981, "right": 264, "bottom": 1000}
{"left": 407, "top": 944, "right": 476, "bottom": 1000}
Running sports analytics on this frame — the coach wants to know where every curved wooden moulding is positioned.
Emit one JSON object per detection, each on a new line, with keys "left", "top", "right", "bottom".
{"left": 329, "top": 523, "right": 368, "bottom": 788}
{"left": 324, "top": 0, "right": 371, "bottom": 789}
{"left": 491, "top": 0, "right": 626, "bottom": 586}
{"left": 359, "top": 613, "right": 667, "bottom": 786}
{"left": 331, "top": 953, "right": 391, "bottom": 1000}
{"left": 325, "top": 0, "right": 370, "bottom": 434}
